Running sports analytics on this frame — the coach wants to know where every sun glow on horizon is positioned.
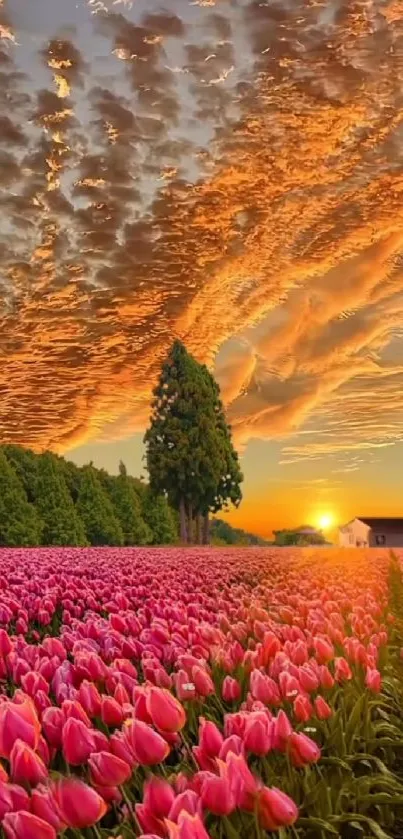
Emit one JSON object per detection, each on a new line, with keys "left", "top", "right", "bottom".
{"left": 317, "top": 513, "right": 335, "bottom": 531}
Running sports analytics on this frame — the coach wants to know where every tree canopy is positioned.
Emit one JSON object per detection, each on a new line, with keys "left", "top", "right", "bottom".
{"left": 144, "top": 340, "right": 243, "bottom": 543}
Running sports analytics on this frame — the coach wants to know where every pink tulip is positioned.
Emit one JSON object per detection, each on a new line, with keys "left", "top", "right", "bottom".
{"left": 62, "top": 718, "right": 95, "bottom": 765}
{"left": 52, "top": 778, "right": 107, "bottom": 828}
{"left": 31, "top": 786, "right": 66, "bottom": 831}
{"left": 146, "top": 687, "right": 186, "bottom": 733}
{"left": 192, "top": 667, "right": 214, "bottom": 697}
{"left": 89, "top": 751, "right": 131, "bottom": 786}
{"left": 3, "top": 811, "right": 56, "bottom": 839}
{"left": 314, "top": 696, "right": 332, "bottom": 720}
{"left": 41, "top": 707, "right": 64, "bottom": 748}
{"left": 143, "top": 777, "right": 176, "bottom": 818}
{"left": 334, "top": 658, "right": 353, "bottom": 682}
{"left": 293, "top": 694, "right": 313, "bottom": 723}
{"left": 10, "top": 739, "right": 48, "bottom": 786}
{"left": 243, "top": 714, "right": 273, "bottom": 756}
{"left": 272, "top": 710, "right": 293, "bottom": 751}
{"left": 199, "top": 771, "right": 236, "bottom": 816}
{"left": 0, "top": 782, "right": 13, "bottom": 820}
{"left": 365, "top": 667, "right": 381, "bottom": 693}
{"left": 7, "top": 784, "right": 30, "bottom": 811}
{"left": 124, "top": 719, "right": 170, "bottom": 765}
{"left": 0, "top": 698, "right": 40, "bottom": 758}
{"left": 166, "top": 811, "right": 211, "bottom": 839}
{"left": 168, "top": 790, "right": 201, "bottom": 822}
{"left": 257, "top": 787, "right": 298, "bottom": 830}
{"left": 78, "top": 681, "right": 102, "bottom": 718}
{"left": 222, "top": 677, "right": 241, "bottom": 703}
{"left": 101, "top": 696, "right": 124, "bottom": 727}
{"left": 198, "top": 719, "right": 223, "bottom": 757}
{"left": 288, "top": 732, "right": 321, "bottom": 766}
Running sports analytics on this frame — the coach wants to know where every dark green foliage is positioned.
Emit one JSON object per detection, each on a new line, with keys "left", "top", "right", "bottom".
{"left": 34, "top": 452, "right": 88, "bottom": 546}
{"left": 144, "top": 340, "right": 243, "bottom": 542}
{"left": 0, "top": 451, "right": 43, "bottom": 546}
{"left": 102, "top": 462, "right": 152, "bottom": 546}
{"left": 211, "top": 518, "right": 269, "bottom": 546}
{"left": 3, "top": 445, "right": 39, "bottom": 503}
{"left": 140, "top": 489, "right": 178, "bottom": 545}
{"left": 273, "top": 526, "right": 326, "bottom": 546}
{"left": 76, "top": 465, "right": 124, "bottom": 546}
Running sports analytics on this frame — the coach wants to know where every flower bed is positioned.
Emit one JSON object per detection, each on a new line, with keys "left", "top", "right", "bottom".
{"left": 0, "top": 547, "right": 401, "bottom": 839}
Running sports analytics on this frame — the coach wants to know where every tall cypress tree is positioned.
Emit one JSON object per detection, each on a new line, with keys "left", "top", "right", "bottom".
{"left": 103, "top": 462, "right": 152, "bottom": 546}
{"left": 0, "top": 450, "right": 43, "bottom": 546}
{"left": 144, "top": 340, "right": 243, "bottom": 543}
{"left": 35, "top": 452, "right": 88, "bottom": 546}
{"left": 76, "top": 465, "right": 124, "bottom": 546}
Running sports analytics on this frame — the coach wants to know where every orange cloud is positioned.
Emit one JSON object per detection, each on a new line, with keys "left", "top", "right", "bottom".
{"left": 0, "top": 0, "right": 402, "bottom": 468}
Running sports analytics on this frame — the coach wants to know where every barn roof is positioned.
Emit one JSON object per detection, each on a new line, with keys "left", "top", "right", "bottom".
{"left": 356, "top": 517, "right": 403, "bottom": 531}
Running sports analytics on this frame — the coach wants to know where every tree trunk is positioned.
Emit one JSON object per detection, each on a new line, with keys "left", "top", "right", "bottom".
{"left": 195, "top": 513, "right": 202, "bottom": 545}
{"left": 179, "top": 497, "right": 187, "bottom": 544}
{"left": 187, "top": 501, "right": 193, "bottom": 545}
{"left": 202, "top": 512, "right": 210, "bottom": 545}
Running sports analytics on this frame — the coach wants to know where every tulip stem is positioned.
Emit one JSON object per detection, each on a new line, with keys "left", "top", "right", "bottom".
{"left": 120, "top": 785, "right": 141, "bottom": 835}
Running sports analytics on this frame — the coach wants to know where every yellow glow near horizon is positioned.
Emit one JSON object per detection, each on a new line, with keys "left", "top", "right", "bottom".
{"left": 317, "top": 513, "right": 335, "bottom": 530}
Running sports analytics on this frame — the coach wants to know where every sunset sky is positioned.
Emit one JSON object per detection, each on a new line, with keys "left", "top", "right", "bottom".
{"left": 1, "top": 0, "right": 402, "bottom": 538}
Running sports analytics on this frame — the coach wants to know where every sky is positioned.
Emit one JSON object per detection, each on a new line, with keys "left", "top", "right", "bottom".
{"left": 0, "top": 0, "right": 402, "bottom": 539}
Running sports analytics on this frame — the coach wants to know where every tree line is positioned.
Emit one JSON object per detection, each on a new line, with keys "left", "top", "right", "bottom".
{"left": 0, "top": 340, "right": 244, "bottom": 547}
{"left": 0, "top": 448, "right": 177, "bottom": 547}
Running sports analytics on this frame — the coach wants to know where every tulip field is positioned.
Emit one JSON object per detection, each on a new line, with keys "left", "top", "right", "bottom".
{"left": 0, "top": 548, "right": 402, "bottom": 839}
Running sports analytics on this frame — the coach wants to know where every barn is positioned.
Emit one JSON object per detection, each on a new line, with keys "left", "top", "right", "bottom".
{"left": 338, "top": 517, "right": 403, "bottom": 548}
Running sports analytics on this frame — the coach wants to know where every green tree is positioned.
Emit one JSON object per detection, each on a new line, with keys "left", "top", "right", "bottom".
{"left": 0, "top": 451, "right": 43, "bottom": 546}
{"left": 102, "top": 461, "right": 152, "bottom": 545}
{"left": 144, "top": 340, "right": 243, "bottom": 543}
{"left": 141, "top": 488, "right": 178, "bottom": 545}
{"left": 35, "top": 452, "right": 88, "bottom": 546}
{"left": 3, "top": 445, "right": 39, "bottom": 503}
{"left": 76, "top": 465, "right": 124, "bottom": 546}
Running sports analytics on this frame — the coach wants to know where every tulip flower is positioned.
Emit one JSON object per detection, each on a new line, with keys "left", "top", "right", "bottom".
{"left": 199, "top": 771, "right": 236, "bottom": 816}
{"left": 9, "top": 739, "right": 48, "bottom": 787}
{"left": 0, "top": 782, "right": 13, "bottom": 820}
{"left": 288, "top": 732, "right": 321, "bottom": 766}
{"left": 222, "top": 677, "right": 241, "bottom": 703}
{"left": 31, "top": 786, "right": 66, "bottom": 832}
{"left": 0, "top": 698, "right": 40, "bottom": 758}
{"left": 198, "top": 719, "right": 223, "bottom": 757}
{"left": 192, "top": 667, "right": 214, "bottom": 697}
{"left": 7, "top": 784, "right": 30, "bottom": 811}
{"left": 89, "top": 752, "right": 132, "bottom": 787}
{"left": 62, "top": 718, "right": 96, "bottom": 765}
{"left": 124, "top": 719, "right": 170, "bottom": 765}
{"left": 272, "top": 710, "right": 293, "bottom": 751}
{"left": 334, "top": 657, "right": 353, "bottom": 682}
{"left": 41, "top": 707, "right": 64, "bottom": 749}
{"left": 78, "top": 681, "right": 102, "bottom": 718}
{"left": 52, "top": 778, "right": 107, "bottom": 828}
{"left": 314, "top": 696, "right": 332, "bottom": 720}
{"left": 143, "top": 777, "right": 176, "bottom": 818}
{"left": 146, "top": 687, "right": 186, "bottom": 733}
{"left": 257, "top": 787, "right": 298, "bottom": 830}
{"left": 293, "top": 694, "right": 313, "bottom": 723}
{"left": 365, "top": 667, "right": 381, "bottom": 693}
{"left": 101, "top": 696, "right": 124, "bottom": 727}
{"left": 167, "top": 790, "right": 201, "bottom": 823}
{"left": 244, "top": 714, "right": 273, "bottom": 756}
{"left": 3, "top": 811, "right": 56, "bottom": 839}
{"left": 166, "top": 812, "right": 211, "bottom": 839}
{"left": 225, "top": 752, "right": 259, "bottom": 811}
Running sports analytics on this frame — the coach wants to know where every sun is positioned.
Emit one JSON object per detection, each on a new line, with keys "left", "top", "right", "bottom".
{"left": 317, "top": 513, "right": 334, "bottom": 530}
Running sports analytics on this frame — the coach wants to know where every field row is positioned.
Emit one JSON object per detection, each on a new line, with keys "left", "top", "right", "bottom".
{"left": 0, "top": 548, "right": 400, "bottom": 839}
